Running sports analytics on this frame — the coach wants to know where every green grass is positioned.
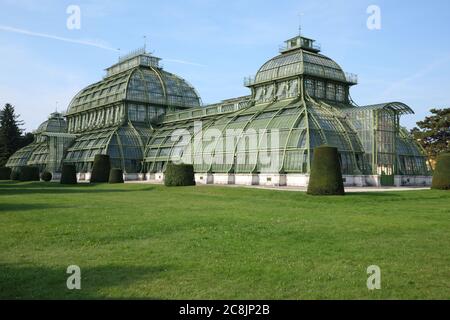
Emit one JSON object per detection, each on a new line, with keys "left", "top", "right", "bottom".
{"left": 0, "top": 181, "right": 449, "bottom": 300}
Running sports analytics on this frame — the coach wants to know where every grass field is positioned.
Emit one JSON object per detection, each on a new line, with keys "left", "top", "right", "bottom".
{"left": 0, "top": 181, "right": 449, "bottom": 300}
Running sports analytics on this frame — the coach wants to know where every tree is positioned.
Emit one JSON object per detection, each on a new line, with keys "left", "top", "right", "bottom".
{"left": 0, "top": 104, "right": 23, "bottom": 167}
{"left": 411, "top": 108, "right": 450, "bottom": 166}
{"left": 20, "top": 132, "right": 34, "bottom": 149}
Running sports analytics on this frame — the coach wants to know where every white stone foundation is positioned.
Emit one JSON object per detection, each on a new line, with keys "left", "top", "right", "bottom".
{"left": 212, "top": 173, "right": 235, "bottom": 185}
{"left": 76, "top": 172, "right": 91, "bottom": 182}
{"left": 195, "top": 173, "right": 214, "bottom": 185}
{"left": 286, "top": 174, "right": 310, "bottom": 187}
{"left": 124, "top": 173, "right": 146, "bottom": 181}
{"left": 122, "top": 172, "right": 433, "bottom": 188}
{"left": 234, "top": 174, "right": 259, "bottom": 186}
{"left": 51, "top": 173, "right": 61, "bottom": 181}
{"left": 258, "top": 174, "right": 287, "bottom": 186}
{"left": 395, "top": 175, "right": 432, "bottom": 187}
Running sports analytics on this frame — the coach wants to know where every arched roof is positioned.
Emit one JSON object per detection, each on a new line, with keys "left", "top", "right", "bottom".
{"left": 344, "top": 102, "right": 415, "bottom": 116}
{"left": 66, "top": 61, "right": 201, "bottom": 115}
{"left": 144, "top": 97, "right": 365, "bottom": 175}
{"left": 35, "top": 112, "right": 67, "bottom": 134}
{"left": 64, "top": 122, "right": 153, "bottom": 173}
{"left": 254, "top": 50, "right": 347, "bottom": 84}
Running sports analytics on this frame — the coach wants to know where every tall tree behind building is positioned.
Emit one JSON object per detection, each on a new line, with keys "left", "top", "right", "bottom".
{"left": 0, "top": 103, "right": 25, "bottom": 167}
{"left": 411, "top": 108, "right": 450, "bottom": 168}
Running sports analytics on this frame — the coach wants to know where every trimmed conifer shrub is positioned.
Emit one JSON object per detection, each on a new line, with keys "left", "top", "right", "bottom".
{"left": 60, "top": 164, "right": 77, "bottom": 185}
{"left": 164, "top": 163, "right": 196, "bottom": 187}
{"left": 19, "top": 166, "right": 40, "bottom": 182}
{"left": 307, "top": 146, "right": 345, "bottom": 196}
{"left": 0, "top": 167, "right": 12, "bottom": 180}
{"left": 109, "top": 169, "right": 124, "bottom": 184}
{"left": 10, "top": 169, "right": 20, "bottom": 181}
{"left": 431, "top": 152, "right": 450, "bottom": 190}
{"left": 41, "top": 171, "right": 53, "bottom": 182}
{"left": 90, "top": 154, "right": 111, "bottom": 183}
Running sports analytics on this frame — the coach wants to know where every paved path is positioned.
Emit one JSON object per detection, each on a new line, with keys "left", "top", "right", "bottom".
{"left": 125, "top": 180, "right": 430, "bottom": 193}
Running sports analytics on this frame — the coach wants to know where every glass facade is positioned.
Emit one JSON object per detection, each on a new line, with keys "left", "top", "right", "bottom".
{"left": 145, "top": 98, "right": 365, "bottom": 175}
{"left": 6, "top": 37, "right": 430, "bottom": 182}
{"left": 6, "top": 113, "right": 76, "bottom": 173}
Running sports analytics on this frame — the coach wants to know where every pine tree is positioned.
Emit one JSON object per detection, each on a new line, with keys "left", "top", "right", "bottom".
{"left": 0, "top": 104, "right": 24, "bottom": 167}
{"left": 20, "top": 132, "right": 34, "bottom": 149}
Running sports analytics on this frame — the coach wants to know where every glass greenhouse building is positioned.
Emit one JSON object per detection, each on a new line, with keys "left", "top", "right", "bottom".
{"left": 6, "top": 35, "right": 431, "bottom": 186}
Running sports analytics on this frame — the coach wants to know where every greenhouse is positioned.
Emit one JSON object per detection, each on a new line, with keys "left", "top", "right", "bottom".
{"left": 6, "top": 34, "right": 431, "bottom": 186}
{"left": 6, "top": 112, "right": 76, "bottom": 175}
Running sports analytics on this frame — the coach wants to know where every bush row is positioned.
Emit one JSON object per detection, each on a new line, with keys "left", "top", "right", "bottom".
{"left": 0, "top": 167, "right": 12, "bottom": 180}
{"left": 4, "top": 150, "right": 447, "bottom": 190}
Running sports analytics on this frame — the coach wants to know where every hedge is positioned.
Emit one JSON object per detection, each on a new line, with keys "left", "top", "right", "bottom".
{"left": 10, "top": 169, "right": 20, "bottom": 181}
{"left": 431, "top": 152, "right": 450, "bottom": 190}
{"left": 19, "top": 166, "right": 40, "bottom": 182}
{"left": 0, "top": 167, "right": 11, "bottom": 180}
{"left": 164, "top": 163, "right": 196, "bottom": 187}
{"left": 109, "top": 169, "right": 124, "bottom": 184}
{"left": 60, "top": 164, "right": 77, "bottom": 185}
{"left": 41, "top": 171, "right": 53, "bottom": 182}
{"left": 90, "top": 154, "right": 111, "bottom": 183}
{"left": 307, "top": 146, "right": 345, "bottom": 196}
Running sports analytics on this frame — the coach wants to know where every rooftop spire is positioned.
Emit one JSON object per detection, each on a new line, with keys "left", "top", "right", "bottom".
{"left": 298, "top": 12, "right": 304, "bottom": 38}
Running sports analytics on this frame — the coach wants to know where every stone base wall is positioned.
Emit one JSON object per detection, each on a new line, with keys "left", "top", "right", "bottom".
{"left": 142, "top": 172, "right": 433, "bottom": 187}
{"left": 394, "top": 175, "right": 432, "bottom": 187}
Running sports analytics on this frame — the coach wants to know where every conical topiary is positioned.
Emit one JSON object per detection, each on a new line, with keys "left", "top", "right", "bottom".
{"left": 164, "top": 163, "right": 196, "bottom": 187}
{"left": 0, "top": 167, "right": 12, "bottom": 180}
{"left": 60, "top": 164, "right": 77, "bottom": 185}
{"left": 431, "top": 152, "right": 450, "bottom": 190}
{"left": 90, "top": 154, "right": 111, "bottom": 183}
{"left": 109, "top": 169, "right": 124, "bottom": 184}
{"left": 307, "top": 146, "right": 345, "bottom": 196}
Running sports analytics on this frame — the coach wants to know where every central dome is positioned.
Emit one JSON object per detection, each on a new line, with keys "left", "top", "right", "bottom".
{"left": 244, "top": 35, "right": 357, "bottom": 88}
{"left": 255, "top": 49, "right": 347, "bottom": 84}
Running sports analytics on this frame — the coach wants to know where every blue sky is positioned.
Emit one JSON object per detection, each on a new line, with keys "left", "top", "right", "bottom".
{"left": 0, "top": 0, "right": 449, "bottom": 131}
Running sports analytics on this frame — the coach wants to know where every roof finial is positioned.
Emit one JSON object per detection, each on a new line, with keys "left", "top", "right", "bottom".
{"left": 298, "top": 12, "right": 304, "bottom": 38}
{"left": 55, "top": 101, "right": 59, "bottom": 113}
{"left": 143, "top": 35, "right": 147, "bottom": 53}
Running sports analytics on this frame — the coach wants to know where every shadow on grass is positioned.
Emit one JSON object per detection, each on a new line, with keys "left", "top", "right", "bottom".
{"left": 0, "top": 203, "right": 72, "bottom": 213}
{"left": 0, "top": 182, "right": 155, "bottom": 196}
{"left": 0, "top": 263, "right": 169, "bottom": 299}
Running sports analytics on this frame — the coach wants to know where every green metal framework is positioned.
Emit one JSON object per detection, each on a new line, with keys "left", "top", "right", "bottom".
{"left": 60, "top": 49, "right": 199, "bottom": 173}
{"left": 143, "top": 35, "right": 428, "bottom": 178}
{"left": 6, "top": 113, "right": 76, "bottom": 172}
{"left": 64, "top": 122, "right": 152, "bottom": 173}
{"left": 6, "top": 36, "right": 430, "bottom": 180}
{"left": 144, "top": 95, "right": 365, "bottom": 175}
{"left": 343, "top": 103, "right": 429, "bottom": 176}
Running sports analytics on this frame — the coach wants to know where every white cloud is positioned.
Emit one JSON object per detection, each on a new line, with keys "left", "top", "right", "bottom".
{"left": 0, "top": 25, "right": 120, "bottom": 52}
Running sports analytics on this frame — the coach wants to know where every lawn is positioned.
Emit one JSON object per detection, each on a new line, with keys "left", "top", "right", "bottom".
{"left": 0, "top": 181, "right": 449, "bottom": 300}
